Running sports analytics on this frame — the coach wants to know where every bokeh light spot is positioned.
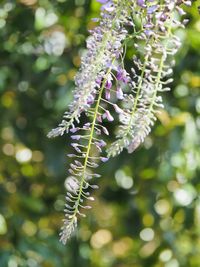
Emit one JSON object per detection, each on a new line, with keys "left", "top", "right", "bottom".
{"left": 115, "top": 170, "right": 133, "bottom": 189}
{"left": 90, "top": 229, "right": 112, "bottom": 249}
{"left": 0, "top": 214, "right": 7, "bottom": 235}
{"left": 22, "top": 221, "right": 37, "bottom": 236}
{"left": 154, "top": 199, "right": 171, "bottom": 216}
{"left": 8, "top": 258, "right": 18, "bottom": 267}
{"left": 139, "top": 241, "right": 158, "bottom": 258}
{"left": 165, "top": 259, "right": 179, "bottom": 267}
{"left": 159, "top": 249, "right": 173, "bottom": 262}
{"left": 1, "top": 127, "right": 14, "bottom": 140}
{"left": 142, "top": 214, "right": 154, "bottom": 227}
{"left": 16, "top": 148, "right": 32, "bottom": 163}
{"left": 140, "top": 228, "right": 154, "bottom": 242}
{"left": 174, "top": 84, "right": 188, "bottom": 97}
{"left": 174, "top": 187, "right": 195, "bottom": 206}
{"left": 5, "top": 182, "right": 16, "bottom": 194}
{"left": 2, "top": 143, "right": 15, "bottom": 156}
{"left": 112, "top": 237, "right": 132, "bottom": 258}
{"left": 32, "top": 151, "right": 44, "bottom": 162}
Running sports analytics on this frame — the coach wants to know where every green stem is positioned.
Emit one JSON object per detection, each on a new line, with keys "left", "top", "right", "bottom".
{"left": 66, "top": 64, "right": 114, "bottom": 229}
{"left": 127, "top": 54, "right": 149, "bottom": 133}
{"left": 149, "top": 18, "right": 173, "bottom": 113}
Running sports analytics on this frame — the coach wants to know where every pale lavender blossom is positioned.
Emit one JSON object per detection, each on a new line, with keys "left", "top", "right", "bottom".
{"left": 48, "top": 0, "right": 130, "bottom": 137}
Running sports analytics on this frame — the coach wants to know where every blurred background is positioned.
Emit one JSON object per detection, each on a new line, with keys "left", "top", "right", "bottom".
{"left": 0, "top": 0, "right": 200, "bottom": 266}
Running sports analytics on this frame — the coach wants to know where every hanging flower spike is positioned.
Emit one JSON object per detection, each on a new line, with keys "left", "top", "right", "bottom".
{"left": 107, "top": 0, "right": 190, "bottom": 157}
{"left": 48, "top": 0, "right": 130, "bottom": 138}
{"left": 59, "top": 62, "right": 120, "bottom": 244}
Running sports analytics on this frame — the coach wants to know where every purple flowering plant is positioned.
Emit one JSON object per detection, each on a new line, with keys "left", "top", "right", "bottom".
{"left": 48, "top": 0, "right": 193, "bottom": 244}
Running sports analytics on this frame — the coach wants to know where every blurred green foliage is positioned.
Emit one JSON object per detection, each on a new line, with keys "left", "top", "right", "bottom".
{"left": 0, "top": 0, "right": 200, "bottom": 267}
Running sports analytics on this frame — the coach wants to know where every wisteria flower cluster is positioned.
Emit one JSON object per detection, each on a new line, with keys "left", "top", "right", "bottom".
{"left": 48, "top": 0, "right": 192, "bottom": 244}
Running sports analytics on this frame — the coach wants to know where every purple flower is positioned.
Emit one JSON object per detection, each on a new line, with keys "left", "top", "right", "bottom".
{"left": 87, "top": 95, "right": 95, "bottom": 105}
{"left": 95, "top": 140, "right": 107, "bottom": 147}
{"left": 100, "top": 157, "right": 109, "bottom": 162}
{"left": 67, "top": 154, "right": 76, "bottom": 158}
{"left": 97, "top": 115, "right": 102, "bottom": 123}
{"left": 116, "top": 68, "right": 129, "bottom": 84}
{"left": 96, "top": 76, "right": 102, "bottom": 87}
{"left": 116, "top": 87, "right": 124, "bottom": 100}
{"left": 96, "top": 0, "right": 114, "bottom": 12}
{"left": 137, "top": 0, "right": 145, "bottom": 8}
{"left": 71, "top": 135, "right": 81, "bottom": 140}
{"left": 105, "top": 74, "right": 113, "bottom": 89}
{"left": 70, "top": 127, "right": 80, "bottom": 133}
{"left": 75, "top": 160, "right": 82, "bottom": 167}
{"left": 102, "top": 126, "right": 109, "bottom": 135}
{"left": 83, "top": 123, "right": 91, "bottom": 129}
{"left": 147, "top": 5, "right": 158, "bottom": 14}
{"left": 105, "top": 80, "right": 112, "bottom": 89}
{"left": 96, "top": 0, "right": 108, "bottom": 3}
{"left": 101, "top": 3, "right": 115, "bottom": 12}
{"left": 144, "top": 29, "right": 154, "bottom": 37}
{"left": 105, "top": 89, "right": 111, "bottom": 100}
{"left": 103, "top": 110, "right": 114, "bottom": 121}
{"left": 113, "top": 104, "right": 123, "bottom": 114}
{"left": 71, "top": 144, "right": 82, "bottom": 153}
{"left": 95, "top": 128, "right": 101, "bottom": 135}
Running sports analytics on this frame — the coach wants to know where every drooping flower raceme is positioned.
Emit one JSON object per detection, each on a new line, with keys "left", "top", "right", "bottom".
{"left": 107, "top": 0, "right": 190, "bottom": 156}
{"left": 48, "top": 0, "right": 192, "bottom": 244}
{"left": 48, "top": 0, "right": 131, "bottom": 137}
